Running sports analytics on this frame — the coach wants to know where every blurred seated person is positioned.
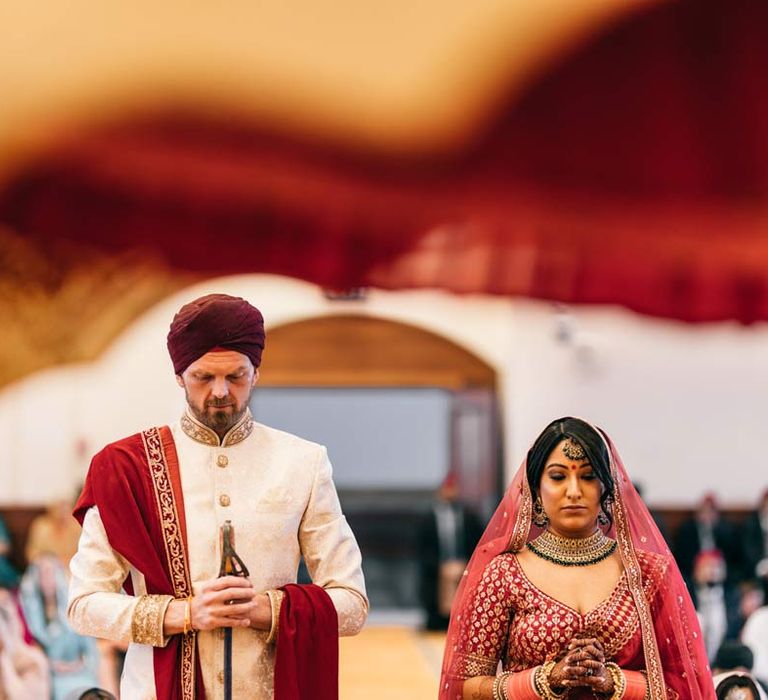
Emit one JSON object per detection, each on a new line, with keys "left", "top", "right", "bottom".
{"left": 714, "top": 640, "right": 755, "bottom": 675}
{"left": 713, "top": 641, "right": 768, "bottom": 699}
{"left": 19, "top": 554, "right": 99, "bottom": 700}
{"left": 714, "top": 672, "right": 766, "bottom": 700}
{"left": 418, "top": 472, "right": 483, "bottom": 631}
{"left": 25, "top": 498, "right": 82, "bottom": 569}
{"left": 692, "top": 550, "right": 742, "bottom": 661}
{"left": 742, "top": 490, "right": 768, "bottom": 595}
{"left": 75, "top": 688, "right": 117, "bottom": 700}
{"left": 0, "top": 516, "right": 19, "bottom": 590}
{"left": 675, "top": 493, "right": 743, "bottom": 586}
{"left": 738, "top": 580, "right": 766, "bottom": 640}
{"left": 0, "top": 587, "right": 50, "bottom": 699}
{"left": 741, "top": 586, "right": 768, "bottom": 687}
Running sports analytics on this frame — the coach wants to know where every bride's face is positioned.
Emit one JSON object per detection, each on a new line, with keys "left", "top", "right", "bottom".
{"left": 538, "top": 439, "right": 603, "bottom": 538}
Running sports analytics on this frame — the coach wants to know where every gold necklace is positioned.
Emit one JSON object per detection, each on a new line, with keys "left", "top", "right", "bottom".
{"left": 527, "top": 528, "right": 616, "bottom": 567}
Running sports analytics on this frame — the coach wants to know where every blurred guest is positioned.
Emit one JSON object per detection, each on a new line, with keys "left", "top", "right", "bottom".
{"left": 19, "top": 555, "right": 98, "bottom": 700}
{"left": 418, "top": 472, "right": 483, "bottom": 630}
{"left": 714, "top": 672, "right": 765, "bottom": 700}
{"left": 674, "top": 493, "right": 742, "bottom": 586}
{"left": 0, "top": 587, "right": 49, "bottom": 699}
{"left": 741, "top": 591, "right": 768, "bottom": 687}
{"left": 692, "top": 550, "right": 741, "bottom": 661}
{"left": 0, "top": 516, "right": 19, "bottom": 590}
{"left": 739, "top": 581, "right": 765, "bottom": 633}
{"left": 714, "top": 641, "right": 756, "bottom": 675}
{"left": 713, "top": 641, "right": 768, "bottom": 699}
{"left": 26, "top": 499, "right": 82, "bottom": 569}
{"left": 75, "top": 689, "right": 117, "bottom": 700}
{"left": 91, "top": 639, "right": 124, "bottom": 699}
{"left": 742, "top": 490, "right": 768, "bottom": 594}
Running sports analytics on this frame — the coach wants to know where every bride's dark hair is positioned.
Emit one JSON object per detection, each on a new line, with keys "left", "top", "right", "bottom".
{"left": 526, "top": 417, "right": 614, "bottom": 525}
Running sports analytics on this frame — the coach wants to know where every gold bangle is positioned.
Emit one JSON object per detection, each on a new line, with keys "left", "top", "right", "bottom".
{"left": 492, "top": 673, "right": 504, "bottom": 700}
{"left": 605, "top": 662, "right": 627, "bottom": 700}
{"left": 492, "top": 671, "right": 513, "bottom": 700}
{"left": 183, "top": 595, "right": 193, "bottom": 635}
{"left": 534, "top": 661, "right": 567, "bottom": 700}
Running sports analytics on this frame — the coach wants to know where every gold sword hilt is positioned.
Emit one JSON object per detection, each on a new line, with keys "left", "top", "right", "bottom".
{"left": 218, "top": 520, "right": 250, "bottom": 578}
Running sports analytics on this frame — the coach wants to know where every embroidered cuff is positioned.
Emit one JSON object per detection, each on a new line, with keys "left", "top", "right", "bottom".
{"left": 265, "top": 589, "right": 285, "bottom": 644}
{"left": 131, "top": 594, "right": 173, "bottom": 646}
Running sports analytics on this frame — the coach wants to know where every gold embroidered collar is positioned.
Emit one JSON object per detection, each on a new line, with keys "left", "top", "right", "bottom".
{"left": 180, "top": 408, "right": 254, "bottom": 447}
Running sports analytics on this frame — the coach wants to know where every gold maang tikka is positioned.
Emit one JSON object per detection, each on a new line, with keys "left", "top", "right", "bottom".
{"left": 561, "top": 438, "right": 586, "bottom": 460}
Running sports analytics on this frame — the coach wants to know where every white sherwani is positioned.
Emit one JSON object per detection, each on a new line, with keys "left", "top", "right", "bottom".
{"left": 68, "top": 410, "right": 368, "bottom": 699}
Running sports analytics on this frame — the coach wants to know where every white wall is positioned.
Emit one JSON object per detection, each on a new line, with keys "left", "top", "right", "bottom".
{"left": 1, "top": 273, "right": 766, "bottom": 507}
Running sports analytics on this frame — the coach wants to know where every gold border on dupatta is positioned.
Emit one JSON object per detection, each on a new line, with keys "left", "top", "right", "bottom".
{"left": 607, "top": 449, "right": 667, "bottom": 700}
{"left": 508, "top": 474, "right": 533, "bottom": 553}
{"left": 141, "top": 427, "right": 197, "bottom": 700}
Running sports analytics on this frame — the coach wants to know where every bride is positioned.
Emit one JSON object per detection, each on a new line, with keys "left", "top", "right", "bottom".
{"left": 440, "top": 417, "right": 715, "bottom": 700}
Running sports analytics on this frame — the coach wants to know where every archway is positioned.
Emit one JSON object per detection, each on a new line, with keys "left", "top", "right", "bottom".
{"left": 252, "top": 313, "right": 501, "bottom": 612}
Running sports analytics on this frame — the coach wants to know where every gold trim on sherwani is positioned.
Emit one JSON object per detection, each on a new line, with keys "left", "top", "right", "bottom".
{"left": 140, "top": 426, "right": 197, "bottom": 700}
{"left": 132, "top": 594, "right": 174, "bottom": 646}
{"left": 265, "top": 589, "right": 286, "bottom": 644}
{"left": 180, "top": 408, "right": 254, "bottom": 447}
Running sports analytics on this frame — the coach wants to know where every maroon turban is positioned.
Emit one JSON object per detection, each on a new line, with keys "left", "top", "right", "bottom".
{"left": 167, "top": 294, "right": 265, "bottom": 374}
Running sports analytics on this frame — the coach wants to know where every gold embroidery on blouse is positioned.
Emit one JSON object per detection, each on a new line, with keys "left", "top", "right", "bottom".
{"left": 455, "top": 651, "right": 498, "bottom": 677}
{"left": 180, "top": 409, "right": 254, "bottom": 447}
{"left": 452, "top": 550, "right": 665, "bottom": 683}
{"left": 131, "top": 594, "right": 172, "bottom": 646}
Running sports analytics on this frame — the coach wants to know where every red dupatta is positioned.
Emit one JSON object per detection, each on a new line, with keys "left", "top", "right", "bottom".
{"left": 274, "top": 583, "right": 338, "bottom": 700}
{"left": 439, "top": 421, "right": 715, "bottom": 700}
{"left": 74, "top": 426, "right": 204, "bottom": 700}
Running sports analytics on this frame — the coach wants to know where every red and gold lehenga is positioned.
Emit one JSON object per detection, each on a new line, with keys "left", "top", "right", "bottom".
{"left": 440, "top": 428, "right": 716, "bottom": 700}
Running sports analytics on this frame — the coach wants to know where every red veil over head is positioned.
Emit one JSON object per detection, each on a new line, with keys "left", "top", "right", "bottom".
{"left": 439, "top": 423, "right": 715, "bottom": 700}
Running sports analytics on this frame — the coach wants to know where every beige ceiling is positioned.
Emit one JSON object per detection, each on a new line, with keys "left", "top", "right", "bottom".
{"left": 0, "top": 0, "right": 658, "bottom": 177}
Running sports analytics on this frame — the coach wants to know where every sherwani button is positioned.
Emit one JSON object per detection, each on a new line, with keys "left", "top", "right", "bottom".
{"left": 217, "top": 455, "right": 228, "bottom": 467}
{"left": 219, "top": 494, "right": 231, "bottom": 507}
{"left": 217, "top": 670, "right": 224, "bottom": 683}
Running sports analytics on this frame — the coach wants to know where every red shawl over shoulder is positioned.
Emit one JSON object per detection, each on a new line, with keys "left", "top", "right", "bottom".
{"left": 73, "top": 426, "right": 205, "bottom": 700}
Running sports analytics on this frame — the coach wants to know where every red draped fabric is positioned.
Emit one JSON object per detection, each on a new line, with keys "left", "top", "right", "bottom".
{"left": 2, "top": 0, "right": 767, "bottom": 322}
{"left": 74, "top": 427, "right": 206, "bottom": 700}
{"left": 274, "top": 584, "right": 338, "bottom": 700}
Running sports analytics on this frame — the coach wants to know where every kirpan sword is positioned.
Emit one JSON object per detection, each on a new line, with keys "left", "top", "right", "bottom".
{"left": 218, "top": 520, "right": 250, "bottom": 700}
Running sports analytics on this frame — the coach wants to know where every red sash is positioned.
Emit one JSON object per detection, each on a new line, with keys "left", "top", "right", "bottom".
{"left": 74, "top": 426, "right": 204, "bottom": 699}
{"left": 274, "top": 584, "right": 338, "bottom": 700}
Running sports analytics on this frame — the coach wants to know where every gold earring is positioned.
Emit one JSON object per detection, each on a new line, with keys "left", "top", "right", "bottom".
{"left": 532, "top": 496, "right": 549, "bottom": 527}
